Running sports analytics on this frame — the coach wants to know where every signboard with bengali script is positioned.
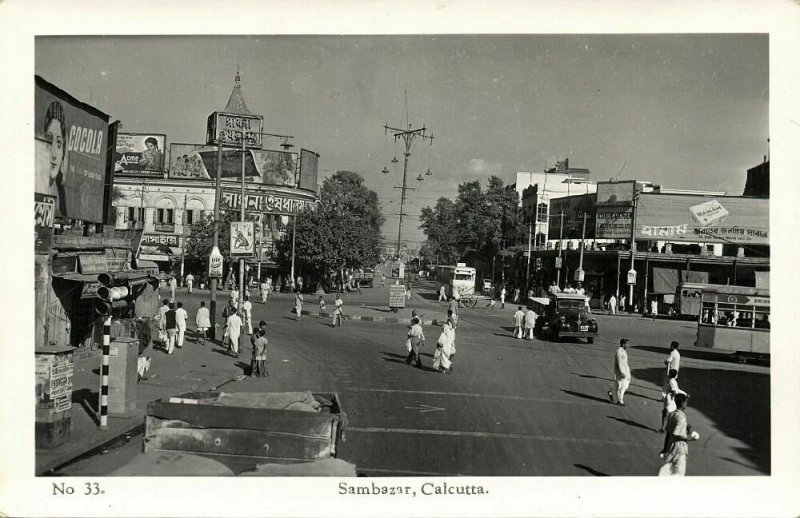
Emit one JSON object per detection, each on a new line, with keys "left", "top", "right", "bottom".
{"left": 594, "top": 181, "right": 636, "bottom": 239}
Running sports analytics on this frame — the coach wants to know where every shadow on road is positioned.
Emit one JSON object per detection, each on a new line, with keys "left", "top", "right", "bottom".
{"left": 625, "top": 390, "right": 662, "bottom": 403}
{"left": 72, "top": 388, "right": 100, "bottom": 426}
{"left": 572, "top": 372, "right": 612, "bottom": 382}
{"left": 631, "top": 365, "right": 770, "bottom": 474}
{"left": 607, "top": 415, "right": 659, "bottom": 433}
{"left": 561, "top": 389, "right": 614, "bottom": 405}
{"left": 573, "top": 463, "right": 609, "bottom": 476}
{"left": 632, "top": 344, "right": 749, "bottom": 365}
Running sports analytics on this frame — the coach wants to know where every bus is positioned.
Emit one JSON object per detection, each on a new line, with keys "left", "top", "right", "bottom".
{"left": 435, "top": 263, "right": 477, "bottom": 298}
{"left": 696, "top": 284, "right": 770, "bottom": 361}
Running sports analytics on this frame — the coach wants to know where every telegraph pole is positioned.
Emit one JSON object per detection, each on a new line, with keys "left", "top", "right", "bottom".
{"left": 384, "top": 94, "right": 434, "bottom": 262}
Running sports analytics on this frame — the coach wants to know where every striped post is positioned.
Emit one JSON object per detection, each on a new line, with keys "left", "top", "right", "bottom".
{"left": 99, "top": 315, "right": 111, "bottom": 427}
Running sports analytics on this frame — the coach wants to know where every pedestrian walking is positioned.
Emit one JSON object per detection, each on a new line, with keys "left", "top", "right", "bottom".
{"left": 242, "top": 294, "right": 253, "bottom": 335}
{"left": 195, "top": 301, "right": 210, "bottom": 345}
{"left": 164, "top": 303, "right": 178, "bottom": 355}
{"left": 447, "top": 296, "right": 459, "bottom": 327}
{"left": 445, "top": 309, "right": 458, "bottom": 370}
{"left": 318, "top": 295, "right": 327, "bottom": 317}
{"left": 250, "top": 328, "right": 268, "bottom": 377}
{"left": 260, "top": 279, "right": 269, "bottom": 303}
{"left": 608, "top": 338, "right": 631, "bottom": 405}
{"left": 405, "top": 316, "right": 425, "bottom": 368}
{"left": 294, "top": 290, "right": 304, "bottom": 321}
{"left": 221, "top": 299, "right": 236, "bottom": 343}
{"left": 230, "top": 286, "right": 240, "bottom": 308}
{"left": 513, "top": 287, "right": 520, "bottom": 304}
{"left": 381, "top": 273, "right": 386, "bottom": 287}
{"left": 438, "top": 284, "right": 447, "bottom": 302}
{"left": 433, "top": 317, "right": 456, "bottom": 373}
{"left": 185, "top": 273, "right": 194, "bottom": 294}
{"left": 156, "top": 299, "right": 169, "bottom": 345}
{"left": 620, "top": 294, "right": 627, "bottom": 312}
{"left": 651, "top": 297, "right": 659, "bottom": 320}
{"left": 658, "top": 392, "right": 699, "bottom": 476}
{"left": 332, "top": 294, "right": 344, "bottom": 327}
{"left": 608, "top": 293, "right": 617, "bottom": 315}
{"left": 659, "top": 369, "right": 685, "bottom": 432}
{"left": 175, "top": 301, "right": 188, "bottom": 349}
{"left": 405, "top": 282, "right": 412, "bottom": 300}
{"left": 512, "top": 306, "right": 525, "bottom": 338}
{"left": 524, "top": 307, "right": 537, "bottom": 340}
{"left": 664, "top": 341, "right": 681, "bottom": 379}
{"left": 500, "top": 286, "right": 507, "bottom": 308}
{"left": 226, "top": 309, "right": 243, "bottom": 357}
{"left": 168, "top": 274, "right": 178, "bottom": 301}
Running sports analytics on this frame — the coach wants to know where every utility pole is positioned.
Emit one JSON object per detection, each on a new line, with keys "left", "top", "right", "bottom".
{"left": 384, "top": 92, "right": 434, "bottom": 263}
{"left": 575, "top": 212, "right": 587, "bottom": 284}
{"left": 180, "top": 194, "right": 187, "bottom": 282}
{"left": 628, "top": 190, "right": 639, "bottom": 314}
{"left": 556, "top": 211, "right": 564, "bottom": 289}
{"left": 239, "top": 136, "right": 246, "bottom": 314}
{"left": 209, "top": 144, "right": 224, "bottom": 337}
{"left": 525, "top": 216, "right": 532, "bottom": 288}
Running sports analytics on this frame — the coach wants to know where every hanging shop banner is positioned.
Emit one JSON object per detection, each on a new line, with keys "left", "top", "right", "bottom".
{"left": 141, "top": 234, "right": 181, "bottom": 247}
{"left": 169, "top": 144, "right": 298, "bottom": 187}
{"left": 299, "top": 148, "right": 320, "bottom": 192}
{"left": 206, "top": 112, "right": 264, "bottom": 148}
{"left": 34, "top": 193, "right": 56, "bottom": 254}
{"left": 594, "top": 181, "right": 636, "bottom": 239}
{"left": 547, "top": 194, "right": 596, "bottom": 240}
{"left": 220, "top": 189, "right": 315, "bottom": 215}
{"left": 230, "top": 221, "right": 255, "bottom": 258}
{"left": 635, "top": 194, "right": 769, "bottom": 245}
{"left": 114, "top": 133, "right": 166, "bottom": 176}
{"left": 35, "top": 76, "right": 110, "bottom": 223}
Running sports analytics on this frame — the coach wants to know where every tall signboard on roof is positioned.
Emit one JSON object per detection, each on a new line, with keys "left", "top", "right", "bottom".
{"left": 206, "top": 112, "right": 264, "bottom": 148}
{"left": 114, "top": 133, "right": 166, "bottom": 177}
{"left": 595, "top": 181, "right": 636, "bottom": 239}
{"left": 34, "top": 75, "right": 110, "bottom": 223}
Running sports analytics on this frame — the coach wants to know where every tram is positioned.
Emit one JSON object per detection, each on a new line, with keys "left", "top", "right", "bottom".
{"left": 695, "top": 284, "right": 770, "bottom": 361}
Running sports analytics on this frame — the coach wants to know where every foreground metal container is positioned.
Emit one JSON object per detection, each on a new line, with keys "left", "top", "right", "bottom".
{"left": 144, "top": 391, "right": 346, "bottom": 473}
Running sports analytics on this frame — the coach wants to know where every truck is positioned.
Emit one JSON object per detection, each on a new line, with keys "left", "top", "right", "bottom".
{"left": 527, "top": 292, "right": 599, "bottom": 344}
{"left": 352, "top": 268, "right": 375, "bottom": 288}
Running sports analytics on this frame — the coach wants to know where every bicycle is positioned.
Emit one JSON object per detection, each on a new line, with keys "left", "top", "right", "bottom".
{"left": 439, "top": 288, "right": 479, "bottom": 309}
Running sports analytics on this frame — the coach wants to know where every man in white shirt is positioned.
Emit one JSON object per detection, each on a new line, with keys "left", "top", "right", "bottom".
{"left": 665, "top": 341, "right": 681, "bottom": 379}
{"left": 168, "top": 275, "right": 178, "bottom": 301}
{"left": 230, "top": 287, "right": 239, "bottom": 309}
{"left": 332, "top": 295, "right": 344, "bottom": 327}
{"left": 500, "top": 286, "right": 506, "bottom": 308}
{"left": 226, "top": 310, "right": 243, "bottom": 357}
{"left": 175, "top": 301, "right": 188, "bottom": 348}
{"left": 185, "top": 273, "right": 194, "bottom": 294}
{"left": 195, "top": 301, "right": 210, "bottom": 345}
{"left": 608, "top": 338, "right": 631, "bottom": 406}
{"left": 512, "top": 306, "right": 525, "bottom": 339}
{"left": 260, "top": 280, "right": 269, "bottom": 303}
{"left": 658, "top": 393, "right": 699, "bottom": 476}
{"left": 524, "top": 308, "right": 537, "bottom": 340}
{"left": 608, "top": 294, "right": 617, "bottom": 315}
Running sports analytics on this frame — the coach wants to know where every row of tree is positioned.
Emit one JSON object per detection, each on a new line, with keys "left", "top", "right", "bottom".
{"left": 183, "top": 171, "right": 384, "bottom": 290}
{"left": 418, "top": 176, "right": 520, "bottom": 279}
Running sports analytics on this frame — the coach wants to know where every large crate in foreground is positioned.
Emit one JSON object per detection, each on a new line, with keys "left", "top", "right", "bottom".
{"left": 144, "top": 391, "right": 345, "bottom": 473}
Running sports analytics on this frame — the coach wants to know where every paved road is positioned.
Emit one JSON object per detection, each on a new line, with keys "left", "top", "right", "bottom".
{"left": 57, "top": 278, "right": 769, "bottom": 476}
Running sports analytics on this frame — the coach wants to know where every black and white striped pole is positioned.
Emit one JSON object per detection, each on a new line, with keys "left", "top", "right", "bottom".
{"left": 95, "top": 274, "right": 128, "bottom": 428}
{"left": 100, "top": 315, "right": 111, "bottom": 427}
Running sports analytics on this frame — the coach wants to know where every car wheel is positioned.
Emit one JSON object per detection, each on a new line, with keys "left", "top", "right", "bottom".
{"left": 587, "top": 337, "right": 594, "bottom": 344}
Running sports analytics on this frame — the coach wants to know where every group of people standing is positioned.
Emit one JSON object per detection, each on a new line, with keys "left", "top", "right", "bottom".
{"left": 404, "top": 309, "right": 458, "bottom": 374}
{"left": 607, "top": 338, "right": 697, "bottom": 476}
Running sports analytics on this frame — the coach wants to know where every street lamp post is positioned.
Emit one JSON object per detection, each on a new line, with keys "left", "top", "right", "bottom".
{"left": 627, "top": 191, "right": 639, "bottom": 314}
{"left": 575, "top": 212, "right": 587, "bottom": 284}
{"left": 556, "top": 210, "right": 564, "bottom": 289}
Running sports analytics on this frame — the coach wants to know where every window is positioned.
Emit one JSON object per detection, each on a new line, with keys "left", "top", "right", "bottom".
{"left": 126, "top": 207, "right": 145, "bottom": 222}
{"left": 156, "top": 208, "right": 174, "bottom": 224}
{"left": 185, "top": 209, "right": 202, "bottom": 225}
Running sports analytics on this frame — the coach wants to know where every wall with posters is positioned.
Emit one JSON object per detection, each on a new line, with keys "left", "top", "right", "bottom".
{"left": 114, "top": 133, "right": 166, "bottom": 176}
{"left": 168, "top": 144, "right": 298, "bottom": 187}
{"left": 635, "top": 194, "right": 769, "bottom": 245}
{"left": 594, "top": 181, "right": 636, "bottom": 239}
{"left": 35, "top": 76, "right": 110, "bottom": 222}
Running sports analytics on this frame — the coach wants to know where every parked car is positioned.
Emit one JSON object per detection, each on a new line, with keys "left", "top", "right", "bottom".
{"left": 528, "top": 292, "right": 598, "bottom": 344}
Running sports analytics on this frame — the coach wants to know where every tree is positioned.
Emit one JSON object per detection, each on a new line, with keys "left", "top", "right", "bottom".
{"left": 419, "top": 175, "right": 520, "bottom": 279}
{"left": 274, "top": 171, "right": 384, "bottom": 288}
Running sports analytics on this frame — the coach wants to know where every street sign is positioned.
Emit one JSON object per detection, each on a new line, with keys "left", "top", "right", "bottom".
{"left": 209, "top": 246, "right": 223, "bottom": 278}
{"left": 555, "top": 257, "right": 562, "bottom": 269}
{"left": 627, "top": 269, "right": 637, "bottom": 285}
{"left": 230, "top": 221, "right": 255, "bottom": 257}
{"left": 574, "top": 267, "right": 585, "bottom": 282}
{"left": 389, "top": 285, "right": 406, "bottom": 308}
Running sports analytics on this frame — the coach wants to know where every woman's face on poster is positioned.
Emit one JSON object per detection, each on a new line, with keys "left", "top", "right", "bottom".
{"left": 46, "top": 117, "right": 65, "bottom": 180}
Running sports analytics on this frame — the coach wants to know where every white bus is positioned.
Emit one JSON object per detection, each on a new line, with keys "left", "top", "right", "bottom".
{"left": 435, "top": 263, "right": 477, "bottom": 298}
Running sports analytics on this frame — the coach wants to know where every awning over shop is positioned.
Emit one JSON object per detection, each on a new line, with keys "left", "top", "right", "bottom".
{"left": 652, "top": 267, "right": 679, "bottom": 294}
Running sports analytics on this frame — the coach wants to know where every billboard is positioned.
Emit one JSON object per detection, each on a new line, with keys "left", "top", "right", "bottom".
{"left": 206, "top": 112, "right": 264, "bottom": 148}
{"left": 230, "top": 221, "right": 255, "bottom": 257}
{"left": 35, "top": 76, "right": 110, "bottom": 222}
{"left": 114, "top": 133, "right": 166, "bottom": 176}
{"left": 548, "top": 194, "right": 596, "bottom": 239}
{"left": 299, "top": 148, "right": 319, "bottom": 192}
{"left": 220, "top": 188, "right": 315, "bottom": 215}
{"left": 169, "top": 143, "right": 297, "bottom": 187}
{"left": 595, "top": 181, "right": 636, "bottom": 239}
{"left": 635, "top": 194, "right": 769, "bottom": 245}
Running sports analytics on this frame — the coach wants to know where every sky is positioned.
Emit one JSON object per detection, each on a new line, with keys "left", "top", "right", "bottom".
{"left": 35, "top": 34, "right": 768, "bottom": 246}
